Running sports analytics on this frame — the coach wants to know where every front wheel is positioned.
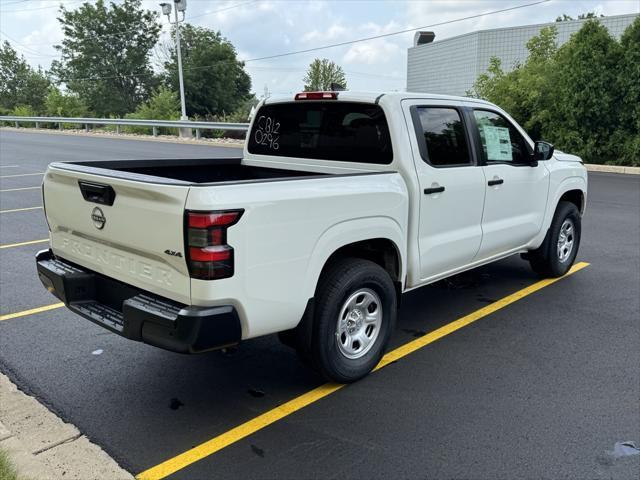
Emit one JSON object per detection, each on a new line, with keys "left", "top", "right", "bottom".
{"left": 311, "top": 258, "right": 397, "bottom": 383}
{"left": 528, "top": 201, "right": 581, "bottom": 277}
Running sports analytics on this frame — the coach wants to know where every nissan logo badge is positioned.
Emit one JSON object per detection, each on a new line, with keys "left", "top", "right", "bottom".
{"left": 91, "top": 207, "right": 106, "bottom": 230}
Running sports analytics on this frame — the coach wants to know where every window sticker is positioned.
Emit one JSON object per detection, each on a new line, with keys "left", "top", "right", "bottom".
{"left": 482, "top": 125, "right": 512, "bottom": 161}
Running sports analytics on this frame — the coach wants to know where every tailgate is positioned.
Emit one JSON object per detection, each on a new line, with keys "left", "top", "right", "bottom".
{"left": 44, "top": 165, "right": 191, "bottom": 304}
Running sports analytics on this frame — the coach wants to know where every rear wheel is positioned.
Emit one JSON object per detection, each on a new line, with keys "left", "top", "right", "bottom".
{"left": 528, "top": 201, "right": 581, "bottom": 277}
{"left": 310, "top": 258, "right": 397, "bottom": 383}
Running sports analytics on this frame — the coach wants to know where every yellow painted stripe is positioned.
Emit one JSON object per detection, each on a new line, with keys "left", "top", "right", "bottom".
{"left": 0, "top": 303, "right": 64, "bottom": 322}
{"left": 0, "top": 206, "right": 43, "bottom": 214}
{"left": 0, "top": 239, "right": 48, "bottom": 249}
{"left": 375, "top": 261, "right": 590, "bottom": 370}
{"left": 0, "top": 172, "right": 44, "bottom": 178}
{"left": 138, "top": 383, "right": 345, "bottom": 480}
{"left": 0, "top": 186, "right": 41, "bottom": 192}
{"left": 136, "top": 261, "right": 590, "bottom": 480}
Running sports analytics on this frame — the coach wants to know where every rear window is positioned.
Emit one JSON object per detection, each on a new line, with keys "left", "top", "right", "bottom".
{"left": 248, "top": 101, "right": 393, "bottom": 164}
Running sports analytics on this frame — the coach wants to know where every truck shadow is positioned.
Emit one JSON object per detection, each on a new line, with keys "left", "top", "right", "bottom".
{"left": 5, "top": 255, "right": 546, "bottom": 474}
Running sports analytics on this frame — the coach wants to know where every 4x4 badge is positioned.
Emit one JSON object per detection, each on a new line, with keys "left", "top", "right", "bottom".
{"left": 91, "top": 207, "right": 106, "bottom": 230}
{"left": 164, "top": 249, "right": 183, "bottom": 258}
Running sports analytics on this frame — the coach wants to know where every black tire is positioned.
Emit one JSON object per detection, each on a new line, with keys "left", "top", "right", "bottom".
{"left": 528, "top": 201, "right": 581, "bottom": 277}
{"left": 310, "top": 258, "right": 397, "bottom": 383}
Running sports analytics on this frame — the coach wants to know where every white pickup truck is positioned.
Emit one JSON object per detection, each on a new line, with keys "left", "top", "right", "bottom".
{"left": 36, "top": 91, "right": 587, "bottom": 382}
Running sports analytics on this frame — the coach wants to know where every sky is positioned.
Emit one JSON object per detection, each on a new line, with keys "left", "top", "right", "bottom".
{"left": 1, "top": 0, "right": 638, "bottom": 97}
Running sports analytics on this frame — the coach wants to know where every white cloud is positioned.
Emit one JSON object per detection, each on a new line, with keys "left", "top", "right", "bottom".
{"left": 301, "top": 24, "right": 349, "bottom": 43}
{"left": 343, "top": 39, "right": 401, "bottom": 65}
{"left": 1, "top": 0, "right": 637, "bottom": 96}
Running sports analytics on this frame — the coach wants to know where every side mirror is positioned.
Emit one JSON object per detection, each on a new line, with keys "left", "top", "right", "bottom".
{"left": 534, "top": 140, "right": 555, "bottom": 161}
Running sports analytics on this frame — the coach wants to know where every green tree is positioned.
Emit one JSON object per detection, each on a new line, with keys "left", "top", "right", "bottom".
{"left": 547, "top": 20, "right": 622, "bottom": 163}
{"left": 468, "top": 26, "right": 558, "bottom": 140}
{"left": 50, "top": 0, "right": 161, "bottom": 117}
{"left": 555, "top": 12, "right": 603, "bottom": 22}
{"left": 616, "top": 17, "right": 640, "bottom": 166}
{"left": 0, "top": 41, "right": 50, "bottom": 114}
{"left": 303, "top": 58, "right": 347, "bottom": 91}
{"left": 163, "top": 24, "right": 251, "bottom": 118}
{"left": 470, "top": 18, "right": 637, "bottom": 166}
{"left": 44, "top": 87, "right": 89, "bottom": 117}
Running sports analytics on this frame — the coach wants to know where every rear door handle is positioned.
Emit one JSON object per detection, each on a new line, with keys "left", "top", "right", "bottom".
{"left": 488, "top": 178, "right": 504, "bottom": 186}
{"left": 424, "top": 186, "right": 445, "bottom": 195}
{"left": 78, "top": 181, "right": 116, "bottom": 206}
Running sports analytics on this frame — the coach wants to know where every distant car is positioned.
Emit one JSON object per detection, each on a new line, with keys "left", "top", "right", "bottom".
{"left": 36, "top": 91, "right": 587, "bottom": 383}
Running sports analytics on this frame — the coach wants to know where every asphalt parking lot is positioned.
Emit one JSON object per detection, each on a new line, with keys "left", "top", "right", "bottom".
{"left": 1, "top": 129, "right": 638, "bottom": 479}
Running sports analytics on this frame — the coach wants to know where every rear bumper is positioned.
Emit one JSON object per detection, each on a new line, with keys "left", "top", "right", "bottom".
{"left": 35, "top": 249, "right": 241, "bottom": 353}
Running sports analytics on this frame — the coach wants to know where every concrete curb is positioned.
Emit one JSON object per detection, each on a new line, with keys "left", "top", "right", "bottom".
{"left": 585, "top": 164, "right": 640, "bottom": 175}
{"left": 0, "top": 373, "right": 133, "bottom": 480}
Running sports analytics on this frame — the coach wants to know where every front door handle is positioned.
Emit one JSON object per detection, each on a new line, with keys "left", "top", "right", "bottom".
{"left": 424, "top": 186, "right": 445, "bottom": 195}
{"left": 488, "top": 178, "right": 504, "bottom": 186}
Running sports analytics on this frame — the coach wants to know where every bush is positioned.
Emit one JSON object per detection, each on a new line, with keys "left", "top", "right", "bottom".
{"left": 9, "top": 104, "right": 36, "bottom": 127}
{"left": 209, "top": 99, "right": 255, "bottom": 139}
{"left": 45, "top": 87, "right": 89, "bottom": 118}
{"left": 123, "top": 86, "right": 180, "bottom": 135}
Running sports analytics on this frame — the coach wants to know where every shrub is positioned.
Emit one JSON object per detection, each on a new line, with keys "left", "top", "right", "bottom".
{"left": 45, "top": 87, "right": 89, "bottom": 118}
{"left": 123, "top": 86, "right": 180, "bottom": 135}
{"left": 9, "top": 104, "right": 36, "bottom": 127}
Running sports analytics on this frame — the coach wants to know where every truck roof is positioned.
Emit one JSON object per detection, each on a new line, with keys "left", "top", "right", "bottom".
{"left": 264, "top": 90, "right": 495, "bottom": 107}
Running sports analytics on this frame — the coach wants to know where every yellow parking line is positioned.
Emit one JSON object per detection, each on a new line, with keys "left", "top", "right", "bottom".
{"left": 0, "top": 303, "right": 64, "bottom": 322}
{"left": 0, "top": 186, "right": 41, "bottom": 192}
{"left": 136, "top": 261, "right": 590, "bottom": 480}
{"left": 0, "top": 239, "right": 48, "bottom": 249}
{"left": 0, "top": 172, "right": 44, "bottom": 178}
{"left": 0, "top": 206, "right": 43, "bottom": 214}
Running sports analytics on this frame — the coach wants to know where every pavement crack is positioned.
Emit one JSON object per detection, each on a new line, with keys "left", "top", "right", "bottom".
{"left": 32, "top": 432, "right": 82, "bottom": 456}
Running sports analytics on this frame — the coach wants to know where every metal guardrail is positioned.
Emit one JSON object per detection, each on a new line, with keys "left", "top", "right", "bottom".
{"left": 0, "top": 115, "right": 249, "bottom": 138}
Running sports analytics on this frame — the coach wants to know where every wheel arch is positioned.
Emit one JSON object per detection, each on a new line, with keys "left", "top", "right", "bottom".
{"left": 319, "top": 238, "right": 403, "bottom": 297}
{"left": 304, "top": 217, "right": 406, "bottom": 303}
{"left": 530, "top": 176, "right": 587, "bottom": 250}
{"left": 558, "top": 189, "right": 585, "bottom": 215}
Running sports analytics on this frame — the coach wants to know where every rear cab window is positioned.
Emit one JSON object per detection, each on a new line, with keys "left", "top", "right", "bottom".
{"left": 248, "top": 101, "right": 393, "bottom": 164}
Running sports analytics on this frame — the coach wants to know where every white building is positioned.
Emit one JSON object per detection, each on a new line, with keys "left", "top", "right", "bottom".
{"left": 406, "top": 13, "right": 638, "bottom": 96}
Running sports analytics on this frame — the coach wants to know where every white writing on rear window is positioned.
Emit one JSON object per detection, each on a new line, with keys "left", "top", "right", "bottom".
{"left": 254, "top": 116, "right": 280, "bottom": 150}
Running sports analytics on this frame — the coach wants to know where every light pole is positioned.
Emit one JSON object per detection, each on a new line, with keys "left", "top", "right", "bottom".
{"left": 160, "top": 0, "right": 188, "bottom": 123}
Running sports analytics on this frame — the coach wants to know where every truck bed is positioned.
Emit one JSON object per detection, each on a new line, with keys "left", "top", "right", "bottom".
{"left": 51, "top": 157, "right": 325, "bottom": 185}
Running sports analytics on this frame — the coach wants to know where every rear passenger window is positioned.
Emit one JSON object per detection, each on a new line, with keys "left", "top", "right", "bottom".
{"left": 473, "top": 110, "right": 531, "bottom": 164}
{"left": 413, "top": 107, "right": 471, "bottom": 167}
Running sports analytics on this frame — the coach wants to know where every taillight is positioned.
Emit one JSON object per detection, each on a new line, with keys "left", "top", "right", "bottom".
{"left": 295, "top": 92, "right": 338, "bottom": 100}
{"left": 185, "top": 209, "right": 243, "bottom": 280}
